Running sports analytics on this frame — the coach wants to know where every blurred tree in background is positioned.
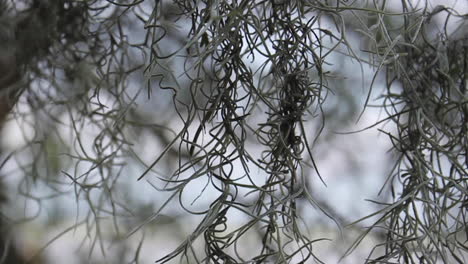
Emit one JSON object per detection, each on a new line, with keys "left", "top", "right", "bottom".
{"left": 0, "top": 0, "right": 466, "bottom": 263}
